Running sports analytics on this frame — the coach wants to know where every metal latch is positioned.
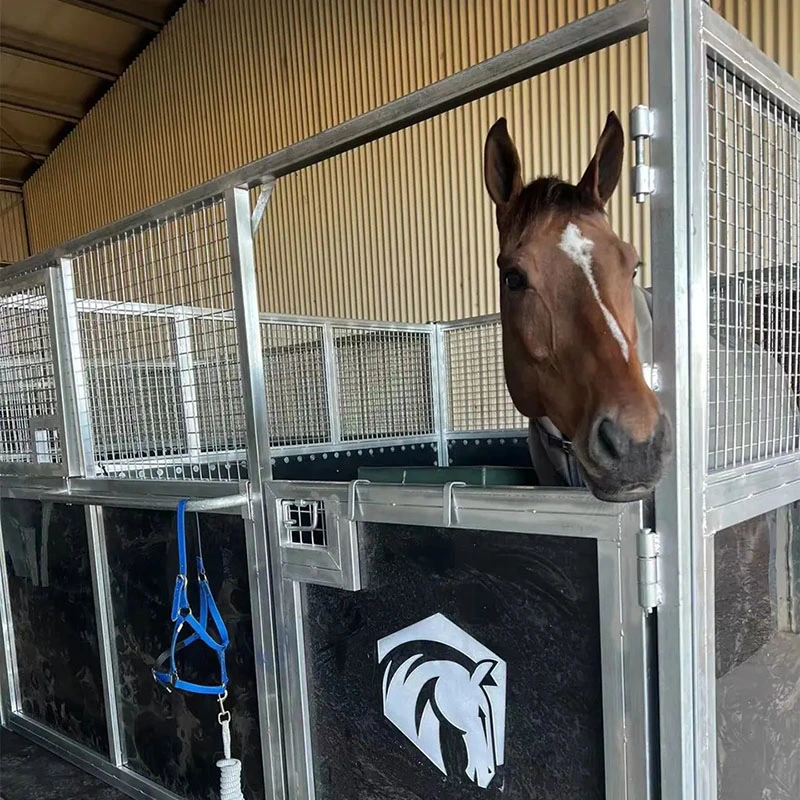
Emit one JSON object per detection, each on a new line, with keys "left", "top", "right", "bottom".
{"left": 630, "top": 105, "right": 655, "bottom": 203}
{"left": 637, "top": 528, "right": 662, "bottom": 613}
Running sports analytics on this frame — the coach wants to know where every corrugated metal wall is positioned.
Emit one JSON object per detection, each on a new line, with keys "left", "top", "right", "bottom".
{"left": 0, "top": 191, "right": 29, "bottom": 265}
{"left": 21, "top": 0, "right": 800, "bottom": 321}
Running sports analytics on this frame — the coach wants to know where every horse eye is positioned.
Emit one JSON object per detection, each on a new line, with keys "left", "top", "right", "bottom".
{"left": 503, "top": 269, "right": 526, "bottom": 291}
{"left": 633, "top": 262, "right": 642, "bottom": 280}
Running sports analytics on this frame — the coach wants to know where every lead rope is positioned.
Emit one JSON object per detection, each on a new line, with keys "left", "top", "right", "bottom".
{"left": 152, "top": 501, "right": 245, "bottom": 800}
{"left": 217, "top": 690, "right": 244, "bottom": 800}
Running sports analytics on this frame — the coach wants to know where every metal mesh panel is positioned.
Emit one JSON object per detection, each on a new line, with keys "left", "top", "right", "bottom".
{"left": 444, "top": 319, "right": 525, "bottom": 432}
{"left": 280, "top": 499, "right": 328, "bottom": 547}
{"left": 262, "top": 322, "right": 330, "bottom": 447}
{"left": 334, "top": 328, "right": 434, "bottom": 440}
{"left": 191, "top": 315, "right": 246, "bottom": 458}
{"left": 707, "top": 58, "right": 800, "bottom": 472}
{"left": 79, "top": 310, "right": 184, "bottom": 462}
{"left": 72, "top": 197, "right": 246, "bottom": 480}
{"left": 0, "top": 281, "right": 62, "bottom": 466}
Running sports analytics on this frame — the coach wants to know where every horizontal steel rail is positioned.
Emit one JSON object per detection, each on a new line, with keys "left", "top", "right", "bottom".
{"left": 702, "top": 4, "right": 800, "bottom": 116}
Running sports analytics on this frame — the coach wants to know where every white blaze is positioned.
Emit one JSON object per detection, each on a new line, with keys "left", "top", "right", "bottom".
{"left": 558, "top": 222, "right": 630, "bottom": 362}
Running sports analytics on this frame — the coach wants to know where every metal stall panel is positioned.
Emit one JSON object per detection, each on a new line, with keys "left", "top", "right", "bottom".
{"left": 0, "top": 498, "right": 108, "bottom": 754}
{"left": 702, "top": 6, "right": 800, "bottom": 520}
{"left": 304, "top": 526, "right": 604, "bottom": 798}
{"left": 266, "top": 482, "right": 651, "bottom": 800}
{"left": 0, "top": 270, "right": 66, "bottom": 477}
{"left": 713, "top": 503, "right": 800, "bottom": 800}
{"left": 98, "top": 504, "right": 266, "bottom": 800}
{"left": 439, "top": 316, "right": 533, "bottom": 468}
{"left": 256, "top": 311, "right": 441, "bottom": 480}
{"left": 71, "top": 197, "right": 248, "bottom": 482}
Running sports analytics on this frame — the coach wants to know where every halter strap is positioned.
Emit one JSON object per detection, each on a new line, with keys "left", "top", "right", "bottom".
{"left": 532, "top": 418, "right": 585, "bottom": 489}
{"left": 152, "top": 499, "right": 230, "bottom": 695}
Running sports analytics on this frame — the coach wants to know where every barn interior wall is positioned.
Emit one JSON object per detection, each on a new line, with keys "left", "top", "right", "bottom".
{"left": 0, "top": 190, "right": 29, "bottom": 266}
{"left": 19, "top": 0, "right": 800, "bottom": 321}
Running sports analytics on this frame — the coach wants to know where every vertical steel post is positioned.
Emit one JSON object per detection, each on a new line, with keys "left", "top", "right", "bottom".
{"left": 0, "top": 511, "right": 22, "bottom": 725}
{"left": 225, "top": 183, "right": 287, "bottom": 800}
{"left": 47, "top": 260, "right": 94, "bottom": 476}
{"left": 173, "top": 313, "right": 202, "bottom": 458}
{"left": 648, "top": 0, "right": 707, "bottom": 798}
{"left": 432, "top": 324, "right": 450, "bottom": 467}
{"left": 322, "top": 323, "right": 342, "bottom": 446}
{"left": 84, "top": 505, "right": 125, "bottom": 765}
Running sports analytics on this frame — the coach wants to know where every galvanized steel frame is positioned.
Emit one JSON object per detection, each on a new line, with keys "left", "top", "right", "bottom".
{"left": 1, "top": 1, "right": 799, "bottom": 799}
{"left": 649, "top": 4, "right": 800, "bottom": 800}
{"left": 0, "top": 267, "right": 68, "bottom": 477}
{"left": 264, "top": 480, "right": 652, "bottom": 800}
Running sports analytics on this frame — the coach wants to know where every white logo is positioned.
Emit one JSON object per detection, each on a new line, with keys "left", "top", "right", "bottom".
{"left": 377, "top": 613, "right": 506, "bottom": 789}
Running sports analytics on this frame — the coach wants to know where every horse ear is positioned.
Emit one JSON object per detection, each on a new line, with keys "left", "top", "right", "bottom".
{"left": 471, "top": 659, "right": 497, "bottom": 687}
{"left": 484, "top": 118, "right": 523, "bottom": 207}
{"left": 577, "top": 111, "right": 624, "bottom": 206}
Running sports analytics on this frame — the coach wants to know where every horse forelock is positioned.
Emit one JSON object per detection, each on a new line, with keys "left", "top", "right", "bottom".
{"left": 503, "top": 176, "right": 603, "bottom": 240}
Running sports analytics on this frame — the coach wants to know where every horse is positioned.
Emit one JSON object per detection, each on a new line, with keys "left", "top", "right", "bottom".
{"left": 483, "top": 111, "right": 673, "bottom": 502}
{"left": 380, "top": 650, "right": 501, "bottom": 788}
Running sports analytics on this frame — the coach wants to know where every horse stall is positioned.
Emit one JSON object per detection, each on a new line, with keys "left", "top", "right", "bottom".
{"left": 0, "top": 2, "right": 798, "bottom": 799}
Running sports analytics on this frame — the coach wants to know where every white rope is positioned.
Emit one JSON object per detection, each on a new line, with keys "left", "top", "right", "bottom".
{"left": 217, "top": 693, "right": 244, "bottom": 800}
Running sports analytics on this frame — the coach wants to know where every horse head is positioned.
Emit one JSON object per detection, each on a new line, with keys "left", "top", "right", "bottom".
{"left": 483, "top": 111, "right": 673, "bottom": 502}
{"left": 431, "top": 659, "right": 499, "bottom": 788}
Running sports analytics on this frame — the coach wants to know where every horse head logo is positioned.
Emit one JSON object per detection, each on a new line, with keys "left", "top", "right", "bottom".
{"left": 377, "top": 614, "right": 506, "bottom": 789}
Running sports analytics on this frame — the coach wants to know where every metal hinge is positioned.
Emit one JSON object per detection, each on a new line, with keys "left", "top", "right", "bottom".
{"left": 637, "top": 528, "right": 662, "bottom": 613}
{"left": 630, "top": 105, "right": 655, "bottom": 203}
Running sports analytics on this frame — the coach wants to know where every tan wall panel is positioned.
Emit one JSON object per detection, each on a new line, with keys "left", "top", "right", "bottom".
{"left": 0, "top": 192, "right": 29, "bottom": 264}
{"left": 712, "top": 0, "right": 800, "bottom": 79}
{"left": 21, "top": 0, "right": 799, "bottom": 321}
{"left": 255, "top": 34, "right": 649, "bottom": 321}
{"left": 23, "top": 0, "right": 621, "bottom": 253}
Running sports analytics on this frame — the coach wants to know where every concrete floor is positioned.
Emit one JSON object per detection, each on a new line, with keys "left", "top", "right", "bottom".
{"left": 0, "top": 727, "right": 126, "bottom": 800}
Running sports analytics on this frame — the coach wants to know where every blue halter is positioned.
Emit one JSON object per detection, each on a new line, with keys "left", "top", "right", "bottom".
{"left": 152, "top": 499, "right": 229, "bottom": 695}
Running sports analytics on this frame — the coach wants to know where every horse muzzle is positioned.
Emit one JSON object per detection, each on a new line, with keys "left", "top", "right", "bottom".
{"left": 580, "top": 411, "right": 674, "bottom": 503}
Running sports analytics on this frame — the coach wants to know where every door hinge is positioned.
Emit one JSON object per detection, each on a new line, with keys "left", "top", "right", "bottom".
{"left": 637, "top": 528, "right": 662, "bottom": 612}
{"left": 630, "top": 105, "right": 655, "bottom": 203}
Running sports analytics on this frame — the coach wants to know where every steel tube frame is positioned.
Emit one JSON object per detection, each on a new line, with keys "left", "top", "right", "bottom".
{"left": 266, "top": 479, "right": 649, "bottom": 800}
{"left": 647, "top": 2, "right": 701, "bottom": 799}
{"left": 84, "top": 505, "right": 125, "bottom": 766}
{"left": 1, "top": 2, "right": 798, "bottom": 799}
{"left": 0, "top": 508, "right": 22, "bottom": 725}
{"left": 689, "top": 8, "right": 800, "bottom": 800}
{"left": 225, "top": 184, "right": 287, "bottom": 800}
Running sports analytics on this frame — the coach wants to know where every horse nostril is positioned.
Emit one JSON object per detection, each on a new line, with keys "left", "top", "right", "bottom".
{"left": 596, "top": 418, "right": 629, "bottom": 462}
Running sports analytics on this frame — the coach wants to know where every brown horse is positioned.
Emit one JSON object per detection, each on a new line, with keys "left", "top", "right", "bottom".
{"left": 483, "top": 111, "right": 672, "bottom": 502}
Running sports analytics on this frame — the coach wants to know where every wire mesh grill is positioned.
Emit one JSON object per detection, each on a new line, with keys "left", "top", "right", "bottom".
{"left": 72, "top": 197, "right": 246, "bottom": 480}
{"left": 707, "top": 58, "right": 800, "bottom": 472}
{"left": 0, "top": 280, "right": 63, "bottom": 467}
{"left": 334, "top": 328, "right": 434, "bottom": 440}
{"left": 191, "top": 315, "right": 247, "bottom": 456}
{"left": 444, "top": 320, "right": 526, "bottom": 432}
{"left": 280, "top": 499, "right": 328, "bottom": 547}
{"left": 262, "top": 322, "right": 330, "bottom": 446}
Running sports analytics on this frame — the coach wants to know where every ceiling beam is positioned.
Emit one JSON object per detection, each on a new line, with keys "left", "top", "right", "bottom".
{"left": 0, "top": 180, "right": 24, "bottom": 194}
{"left": 0, "top": 91, "right": 83, "bottom": 124}
{"left": 0, "top": 144, "right": 48, "bottom": 162}
{"left": 57, "top": 0, "right": 166, "bottom": 32}
{"left": 0, "top": 28, "right": 121, "bottom": 81}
